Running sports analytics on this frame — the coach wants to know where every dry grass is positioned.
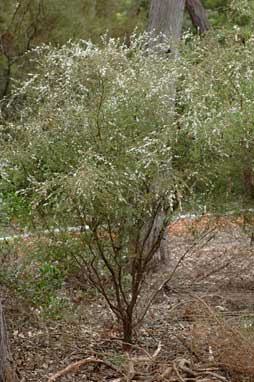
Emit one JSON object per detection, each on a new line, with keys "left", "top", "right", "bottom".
{"left": 182, "top": 301, "right": 254, "bottom": 382}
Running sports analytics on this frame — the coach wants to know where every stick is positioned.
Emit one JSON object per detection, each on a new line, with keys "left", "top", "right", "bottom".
{"left": 173, "top": 361, "right": 185, "bottom": 382}
{"left": 48, "top": 357, "right": 119, "bottom": 381}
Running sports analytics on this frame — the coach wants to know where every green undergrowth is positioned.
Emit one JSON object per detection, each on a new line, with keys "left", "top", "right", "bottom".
{"left": 0, "top": 237, "right": 79, "bottom": 319}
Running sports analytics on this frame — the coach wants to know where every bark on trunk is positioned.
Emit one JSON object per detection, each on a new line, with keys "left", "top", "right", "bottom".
{"left": 147, "top": 1, "right": 185, "bottom": 265}
{"left": 186, "top": 0, "right": 210, "bottom": 33}
{"left": 122, "top": 315, "right": 133, "bottom": 350}
{"left": 243, "top": 165, "right": 254, "bottom": 199}
{"left": 0, "top": 302, "right": 18, "bottom": 382}
{"left": 148, "top": 0, "right": 186, "bottom": 40}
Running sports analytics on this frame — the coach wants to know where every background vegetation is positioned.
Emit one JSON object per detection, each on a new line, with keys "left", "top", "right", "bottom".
{"left": 1, "top": 0, "right": 254, "bottom": 99}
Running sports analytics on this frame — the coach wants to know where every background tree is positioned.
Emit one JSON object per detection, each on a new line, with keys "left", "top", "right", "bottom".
{"left": 146, "top": 0, "right": 207, "bottom": 263}
{"left": 147, "top": 0, "right": 186, "bottom": 262}
{"left": 186, "top": 0, "right": 210, "bottom": 33}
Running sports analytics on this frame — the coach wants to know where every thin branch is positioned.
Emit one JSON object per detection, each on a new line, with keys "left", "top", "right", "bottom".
{"left": 131, "top": 200, "right": 164, "bottom": 300}
{"left": 107, "top": 219, "right": 129, "bottom": 307}
{"left": 93, "top": 227, "right": 124, "bottom": 314}
{"left": 138, "top": 200, "right": 163, "bottom": 258}
{"left": 134, "top": 227, "right": 217, "bottom": 328}
{"left": 88, "top": 260, "right": 122, "bottom": 319}
{"left": 96, "top": 77, "right": 105, "bottom": 140}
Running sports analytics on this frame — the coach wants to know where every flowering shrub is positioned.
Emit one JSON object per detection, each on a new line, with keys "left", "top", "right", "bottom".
{"left": 1, "top": 32, "right": 254, "bottom": 342}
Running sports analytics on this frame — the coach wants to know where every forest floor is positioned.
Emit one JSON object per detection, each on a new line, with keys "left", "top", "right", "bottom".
{"left": 3, "top": 214, "right": 254, "bottom": 382}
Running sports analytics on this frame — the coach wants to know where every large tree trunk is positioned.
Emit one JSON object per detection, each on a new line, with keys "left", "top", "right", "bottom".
{"left": 0, "top": 302, "right": 18, "bottom": 382}
{"left": 147, "top": 1, "right": 186, "bottom": 265}
{"left": 148, "top": 0, "right": 186, "bottom": 39}
{"left": 146, "top": 0, "right": 209, "bottom": 265}
{"left": 186, "top": 0, "right": 210, "bottom": 33}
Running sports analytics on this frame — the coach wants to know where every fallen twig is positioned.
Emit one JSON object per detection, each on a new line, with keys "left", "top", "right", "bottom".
{"left": 177, "top": 358, "right": 198, "bottom": 377}
{"left": 47, "top": 357, "right": 120, "bottom": 381}
{"left": 157, "top": 366, "right": 173, "bottom": 381}
{"left": 126, "top": 353, "right": 135, "bottom": 382}
{"left": 202, "top": 371, "right": 227, "bottom": 381}
{"left": 173, "top": 361, "right": 185, "bottom": 382}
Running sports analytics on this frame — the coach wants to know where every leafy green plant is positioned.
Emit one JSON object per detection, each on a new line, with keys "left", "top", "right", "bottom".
{"left": 0, "top": 255, "right": 68, "bottom": 319}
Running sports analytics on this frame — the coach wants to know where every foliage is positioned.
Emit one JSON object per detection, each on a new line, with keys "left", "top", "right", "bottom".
{"left": 202, "top": 0, "right": 254, "bottom": 28}
{"left": 0, "top": 240, "right": 68, "bottom": 319}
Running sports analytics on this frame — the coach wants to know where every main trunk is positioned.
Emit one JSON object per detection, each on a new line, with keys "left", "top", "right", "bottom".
{"left": 122, "top": 316, "right": 133, "bottom": 348}
{"left": 147, "top": 0, "right": 185, "bottom": 265}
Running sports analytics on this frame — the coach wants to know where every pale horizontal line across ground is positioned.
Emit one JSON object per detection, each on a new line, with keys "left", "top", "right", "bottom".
{"left": 1, "top": 208, "right": 254, "bottom": 243}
